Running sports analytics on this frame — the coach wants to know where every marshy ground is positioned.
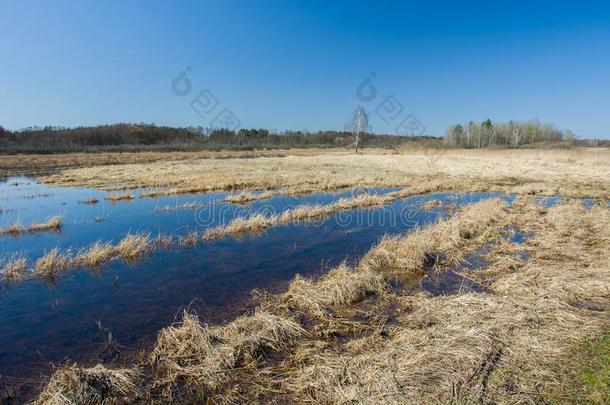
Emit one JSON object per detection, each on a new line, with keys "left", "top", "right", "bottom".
{"left": 0, "top": 148, "right": 609, "bottom": 403}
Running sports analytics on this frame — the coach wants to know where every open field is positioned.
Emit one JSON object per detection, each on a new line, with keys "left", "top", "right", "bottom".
{"left": 1, "top": 148, "right": 609, "bottom": 403}
{"left": 31, "top": 148, "right": 610, "bottom": 200}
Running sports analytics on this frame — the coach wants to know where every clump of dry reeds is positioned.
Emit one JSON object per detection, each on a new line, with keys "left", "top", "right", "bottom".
{"left": 34, "top": 364, "right": 140, "bottom": 404}
{"left": 223, "top": 191, "right": 274, "bottom": 204}
{"left": 35, "top": 248, "right": 73, "bottom": 277}
{"left": 0, "top": 253, "right": 29, "bottom": 281}
{"left": 284, "top": 263, "right": 385, "bottom": 316}
{"left": 0, "top": 215, "right": 62, "bottom": 236}
{"left": 105, "top": 193, "right": 134, "bottom": 202}
{"left": 32, "top": 231, "right": 155, "bottom": 278}
{"left": 75, "top": 241, "right": 116, "bottom": 268}
{"left": 203, "top": 213, "right": 276, "bottom": 240}
{"left": 140, "top": 190, "right": 160, "bottom": 198}
{"left": 115, "top": 232, "right": 153, "bottom": 260}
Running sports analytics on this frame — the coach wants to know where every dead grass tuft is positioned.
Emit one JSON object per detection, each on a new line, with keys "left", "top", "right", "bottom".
{"left": 0, "top": 253, "right": 29, "bottom": 281}
{"left": 284, "top": 263, "right": 385, "bottom": 317}
{"left": 34, "top": 364, "right": 140, "bottom": 405}
{"left": 115, "top": 232, "right": 153, "bottom": 260}
{"left": 35, "top": 248, "right": 73, "bottom": 277}
{"left": 75, "top": 241, "right": 116, "bottom": 268}
{"left": 203, "top": 213, "right": 276, "bottom": 240}
{"left": 0, "top": 215, "right": 62, "bottom": 236}
{"left": 105, "top": 193, "right": 134, "bottom": 202}
{"left": 223, "top": 191, "right": 274, "bottom": 204}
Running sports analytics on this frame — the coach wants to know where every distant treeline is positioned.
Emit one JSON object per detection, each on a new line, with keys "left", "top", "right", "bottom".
{"left": 0, "top": 124, "right": 431, "bottom": 154}
{"left": 444, "top": 119, "right": 582, "bottom": 148}
{"left": 0, "top": 122, "right": 606, "bottom": 154}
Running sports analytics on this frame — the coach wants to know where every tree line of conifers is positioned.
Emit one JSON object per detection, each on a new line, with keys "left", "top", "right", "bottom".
{"left": 0, "top": 121, "right": 605, "bottom": 153}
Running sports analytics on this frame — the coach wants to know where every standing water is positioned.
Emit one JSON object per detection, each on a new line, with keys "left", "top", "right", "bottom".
{"left": 0, "top": 177, "right": 509, "bottom": 399}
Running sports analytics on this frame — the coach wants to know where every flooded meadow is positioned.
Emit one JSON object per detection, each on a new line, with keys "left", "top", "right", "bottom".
{"left": 0, "top": 176, "right": 514, "bottom": 399}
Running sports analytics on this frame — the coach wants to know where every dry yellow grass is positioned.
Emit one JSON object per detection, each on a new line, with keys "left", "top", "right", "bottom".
{"left": 30, "top": 232, "right": 155, "bottom": 279}
{"left": 150, "top": 309, "right": 305, "bottom": 400}
{"left": 223, "top": 190, "right": 275, "bottom": 204}
{"left": 284, "top": 263, "right": 385, "bottom": 317}
{"left": 34, "top": 248, "right": 73, "bottom": 277}
{"left": 114, "top": 232, "right": 153, "bottom": 260}
{"left": 359, "top": 198, "right": 510, "bottom": 275}
{"left": 38, "top": 148, "right": 610, "bottom": 199}
{"left": 0, "top": 215, "right": 62, "bottom": 236}
{"left": 420, "top": 199, "right": 444, "bottom": 210}
{"left": 0, "top": 253, "right": 29, "bottom": 281}
{"left": 34, "top": 364, "right": 140, "bottom": 404}
{"left": 74, "top": 241, "right": 116, "bottom": 268}
{"left": 105, "top": 193, "right": 134, "bottom": 202}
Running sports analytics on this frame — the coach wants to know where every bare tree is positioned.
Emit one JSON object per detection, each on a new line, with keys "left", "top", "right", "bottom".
{"left": 345, "top": 106, "right": 369, "bottom": 153}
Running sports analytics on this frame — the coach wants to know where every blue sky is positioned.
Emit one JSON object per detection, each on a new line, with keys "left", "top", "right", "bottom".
{"left": 2, "top": 0, "right": 610, "bottom": 138}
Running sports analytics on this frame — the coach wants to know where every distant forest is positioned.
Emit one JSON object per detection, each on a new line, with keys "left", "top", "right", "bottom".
{"left": 0, "top": 124, "right": 427, "bottom": 153}
{"left": 0, "top": 121, "right": 606, "bottom": 154}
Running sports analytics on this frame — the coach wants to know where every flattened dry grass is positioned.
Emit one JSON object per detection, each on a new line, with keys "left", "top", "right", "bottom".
{"left": 0, "top": 215, "right": 62, "bottom": 236}
{"left": 278, "top": 200, "right": 610, "bottom": 403}
{"left": 38, "top": 148, "right": 610, "bottom": 201}
{"left": 223, "top": 190, "right": 274, "bottom": 204}
{"left": 105, "top": 193, "right": 134, "bottom": 202}
{"left": 150, "top": 309, "right": 304, "bottom": 399}
{"left": 420, "top": 199, "right": 444, "bottom": 210}
{"left": 34, "top": 364, "right": 140, "bottom": 405}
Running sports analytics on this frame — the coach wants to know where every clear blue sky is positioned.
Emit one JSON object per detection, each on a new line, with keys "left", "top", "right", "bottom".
{"left": 2, "top": 0, "right": 610, "bottom": 138}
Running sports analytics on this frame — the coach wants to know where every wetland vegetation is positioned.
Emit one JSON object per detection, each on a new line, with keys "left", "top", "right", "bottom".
{"left": 0, "top": 148, "right": 608, "bottom": 403}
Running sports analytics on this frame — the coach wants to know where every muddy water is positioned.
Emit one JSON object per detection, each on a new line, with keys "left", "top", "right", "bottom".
{"left": 0, "top": 177, "right": 509, "bottom": 396}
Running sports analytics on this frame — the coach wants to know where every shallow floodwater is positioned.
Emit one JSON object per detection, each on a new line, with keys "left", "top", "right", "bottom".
{"left": 0, "top": 177, "right": 510, "bottom": 396}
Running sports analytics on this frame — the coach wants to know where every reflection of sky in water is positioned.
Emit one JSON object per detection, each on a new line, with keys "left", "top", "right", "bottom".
{"left": 0, "top": 176, "right": 510, "bottom": 389}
